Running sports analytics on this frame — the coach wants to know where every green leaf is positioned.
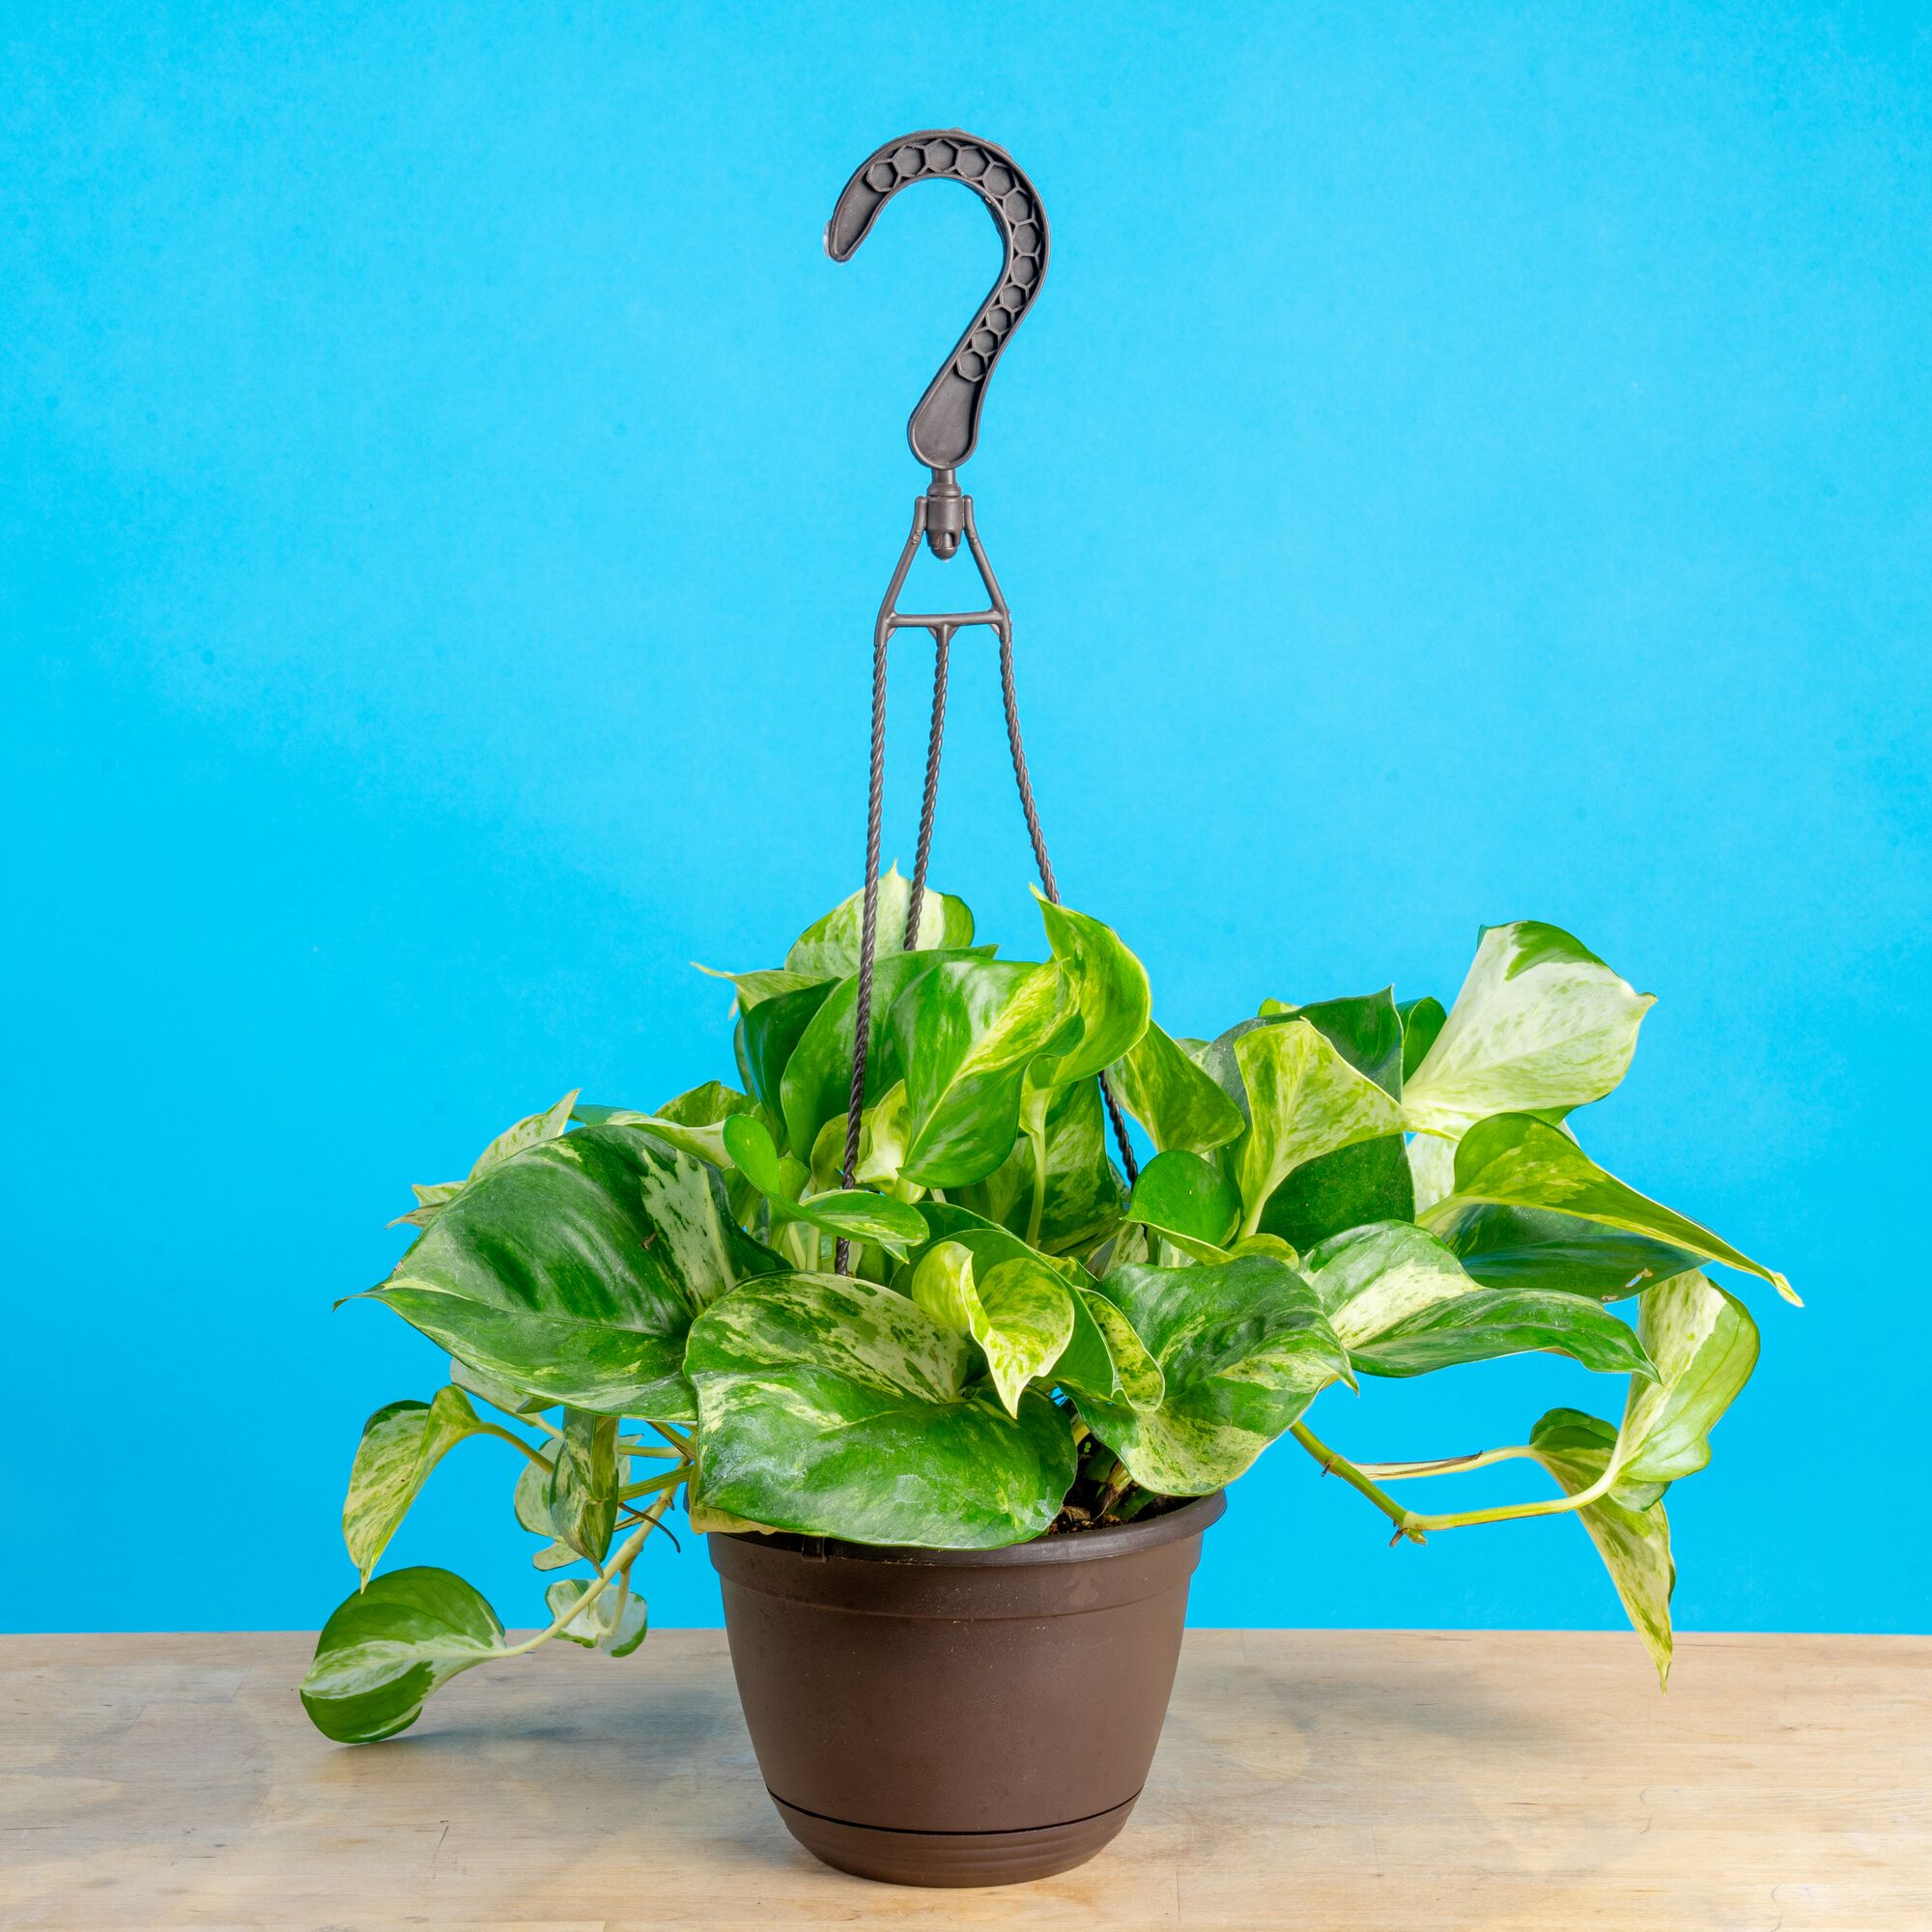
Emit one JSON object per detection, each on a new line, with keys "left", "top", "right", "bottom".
{"left": 362, "top": 1125, "right": 783, "bottom": 1417}
{"left": 1433, "top": 1202, "right": 1701, "bottom": 1301}
{"left": 779, "top": 947, "right": 988, "bottom": 1162}
{"left": 1293, "top": 990, "right": 1405, "bottom": 1094}
{"left": 1424, "top": 1114, "right": 1798, "bottom": 1305}
{"left": 1057, "top": 1287, "right": 1167, "bottom": 1412}
{"left": 391, "top": 1091, "right": 580, "bottom": 1229}
{"left": 1256, "top": 1134, "right": 1415, "bottom": 1251}
{"left": 740, "top": 981, "right": 837, "bottom": 1121}
{"left": 1029, "top": 896, "right": 1151, "bottom": 1090}
{"left": 341, "top": 1388, "right": 497, "bottom": 1586}
{"left": 1398, "top": 997, "right": 1448, "bottom": 1081}
{"left": 1524, "top": 1271, "right": 1759, "bottom": 1687}
{"left": 954, "top": 1075, "right": 1125, "bottom": 1256}
{"left": 1125, "top": 1149, "right": 1241, "bottom": 1260}
{"left": 510, "top": 1413, "right": 624, "bottom": 1566}
{"left": 1077, "top": 1255, "right": 1353, "bottom": 1494}
{"left": 721, "top": 1113, "right": 925, "bottom": 1255}
{"left": 1109, "top": 1021, "right": 1245, "bottom": 1157}
{"left": 1526, "top": 1412, "right": 1677, "bottom": 1689}
{"left": 686, "top": 1271, "right": 1078, "bottom": 1548}
{"left": 544, "top": 1577, "right": 649, "bottom": 1656}
{"left": 300, "top": 1568, "right": 507, "bottom": 1743}
{"left": 784, "top": 867, "right": 976, "bottom": 980}
{"left": 1306, "top": 1222, "right": 1656, "bottom": 1381}
{"left": 574, "top": 1082, "right": 760, "bottom": 1169}
{"left": 908, "top": 1240, "right": 1077, "bottom": 1416}
{"left": 1231, "top": 1020, "right": 1403, "bottom": 1234}
{"left": 1402, "top": 923, "right": 1653, "bottom": 1136}
{"left": 896, "top": 959, "right": 1072, "bottom": 1187}
{"left": 695, "top": 963, "right": 829, "bottom": 1009}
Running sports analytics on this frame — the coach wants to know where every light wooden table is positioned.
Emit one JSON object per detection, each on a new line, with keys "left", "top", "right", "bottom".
{"left": 3, "top": 1629, "right": 1925, "bottom": 1930}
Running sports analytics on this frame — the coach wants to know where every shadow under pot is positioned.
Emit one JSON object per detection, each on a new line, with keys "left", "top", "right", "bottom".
{"left": 707, "top": 1490, "right": 1225, "bottom": 1888}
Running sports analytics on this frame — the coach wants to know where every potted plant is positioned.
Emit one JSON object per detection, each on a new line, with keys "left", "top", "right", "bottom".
{"left": 302, "top": 871, "right": 1793, "bottom": 1886}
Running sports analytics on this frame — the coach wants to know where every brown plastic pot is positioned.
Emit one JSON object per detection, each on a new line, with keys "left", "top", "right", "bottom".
{"left": 708, "top": 1490, "right": 1224, "bottom": 1887}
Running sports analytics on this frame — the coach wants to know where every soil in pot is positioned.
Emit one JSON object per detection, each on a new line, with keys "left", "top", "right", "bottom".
{"left": 708, "top": 1490, "right": 1225, "bottom": 1887}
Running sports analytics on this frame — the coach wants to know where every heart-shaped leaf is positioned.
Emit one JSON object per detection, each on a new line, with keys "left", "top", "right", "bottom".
{"left": 363, "top": 1125, "right": 783, "bottom": 1418}
{"left": 784, "top": 867, "right": 976, "bottom": 980}
{"left": 1230, "top": 1020, "right": 1404, "bottom": 1236}
{"left": 896, "top": 959, "right": 1072, "bottom": 1187}
{"left": 908, "top": 1240, "right": 1076, "bottom": 1415}
{"left": 300, "top": 1567, "right": 507, "bottom": 1743}
{"left": 1424, "top": 1114, "right": 1797, "bottom": 1304}
{"left": 341, "top": 1388, "right": 497, "bottom": 1585}
{"left": 574, "top": 1081, "right": 761, "bottom": 1169}
{"left": 1402, "top": 923, "right": 1653, "bottom": 1137}
{"left": 1306, "top": 1222, "right": 1657, "bottom": 1381}
{"left": 1110, "top": 1021, "right": 1245, "bottom": 1157}
{"left": 1125, "top": 1149, "right": 1241, "bottom": 1259}
{"left": 686, "top": 1271, "right": 1077, "bottom": 1547}
{"left": 1077, "top": 1255, "right": 1354, "bottom": 1493}
{"left": 1029, "top": 896, "right": 1151, "bottom": 1091}
{"left": 722, "top": 1113, "right": 925, "bottom": 1255}
{"left": 391, "top": 1090, "right": 580, "bottom": 1228}
{"left": 1527, "top": 1412, "right": 1677, "bottom": 1688}
{"left": 1432, "top": 1201, "right": 1701, "bottom": 1301}
{"left": 545, "top": 1577, "right": 649, "bottom": 1657}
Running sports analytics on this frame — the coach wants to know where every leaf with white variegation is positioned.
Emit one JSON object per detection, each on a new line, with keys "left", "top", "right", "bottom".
{"left": 1028, "top": 896, "right": 1151, "bottom": 1091}
{"left": 574, "top": 1082, "right": 760, "bottom": 1169}
{"left": 545, "top": 1577, "right": 649, "bottom": 1656}
{"left": 1423, "top": 1114, "right": 1798, "bottom": 1304}
{"left": 1109, "top": 1021, "right": 1245, "bottom": 1157}
{"left": 1527, "top": 1412, "right": 1678, "bottom": 1688}
{"left": 1433, "top": 1201, "right": 1700, "bottom": 1301}
{"left": 362, "top": 1125, "right": 783, "bottom": 1418}
{"left": 1077, "top": 1255, "right": 1354, "bottom": 1493}
{"left": 341, "top": 1388, "right": 500, "bottom": 1585}
{"left": 1305, "top": 1223, "right": 1657, "bottom": 1381}
{"left": 1402, "top": 923, "right": 1652, "bottom": 1136}
{"left": 784, "top": 867, "right": 976, "bottom": 980}
{"left": 1231, "top": 1020, "right": 1403, "bottom": 1236}
{"left": 300, "top": 1568, "right": 508, "bottom": 1743}
{"left": 390, "top": 1091, "right": 581, "bottom": 1229}
{"left": 908, "top": 1240, "right": 1076, "bottom": 1416}
{"left": 895, "top": 959, "right": 1072, "bottom": 1187}
{"left": 722, "top": 1112, "right": 925, "bottom": 1254}
{"left": 686, "top": 1271, "right": 1077, "bottom": 1548}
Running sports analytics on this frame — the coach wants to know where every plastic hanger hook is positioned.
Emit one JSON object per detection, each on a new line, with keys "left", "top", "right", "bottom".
{"left": 828, "top": 130, "right": 1048, "bottom": 556}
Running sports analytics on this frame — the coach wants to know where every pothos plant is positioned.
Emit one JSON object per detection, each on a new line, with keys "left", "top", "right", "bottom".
{"left": 301, "top": 870, "right": 1795, "bottom": 1743}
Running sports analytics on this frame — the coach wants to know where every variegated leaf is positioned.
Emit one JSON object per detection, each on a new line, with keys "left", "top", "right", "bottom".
{"left": 341, "top": 1388, "right": 497, "bottom": 1585}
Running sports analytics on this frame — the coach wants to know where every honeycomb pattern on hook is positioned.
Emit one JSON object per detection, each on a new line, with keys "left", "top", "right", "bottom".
{"left": 857, "top": 135, "right": 1044, "bottom": 387}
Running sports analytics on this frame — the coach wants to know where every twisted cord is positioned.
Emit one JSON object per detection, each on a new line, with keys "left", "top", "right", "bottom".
{"left": 833, "top": 625, "right": 892, "bottom": 1275}
{"left": 998, "top": 629, "right": 1141, "bottom": 1188}
{"left": 902, "top": 628, "right": 952, "bottom": 949}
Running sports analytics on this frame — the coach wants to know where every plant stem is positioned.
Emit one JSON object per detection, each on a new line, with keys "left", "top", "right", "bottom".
{"left": 473, "top": 1422, "right": 550, "bottom": 1467}
{"left": 1025, "top": 1119, "right": 1050, "bottom": 1249}
{"left": 647, "top": 1418, "right": 694, "bottom": 1455}
{"left": 618, "top": 1464, "right": 689, "bottom": 1502}
{"left": 1356, "top": 1446, "right": 1540, "bottom": 1481}
{"left": 501, "top": 1514, "right": 652, "bottom": 1657}
{"left": 1293, "top": 1420, "right": 1615, "bottom": 1537}
{"left": 1290, "top": 1422, "right": 1426, "bottom": 1545}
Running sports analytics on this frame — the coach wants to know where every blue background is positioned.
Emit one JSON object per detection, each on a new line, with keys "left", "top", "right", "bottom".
{"left": 8, "top": 3, "right": 1927, "bottom": 1638}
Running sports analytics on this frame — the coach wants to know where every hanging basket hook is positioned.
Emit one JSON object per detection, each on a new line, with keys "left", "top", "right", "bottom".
{"left": 827, "top": 130, "right": 1048, "bottom": 553}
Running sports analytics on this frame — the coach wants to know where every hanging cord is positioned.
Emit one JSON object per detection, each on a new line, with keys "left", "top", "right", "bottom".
{"left": 901, "top": 627, "right": 952, "bottom": 949}
{"left": 997, "top": 629, "right": 1141, "bottom": 1189}
{"left": 833, "top": 632, "right": 949, "bottom": 1273}
{"left": 832, "top": 509, "right": 1140, "bottom": 1276}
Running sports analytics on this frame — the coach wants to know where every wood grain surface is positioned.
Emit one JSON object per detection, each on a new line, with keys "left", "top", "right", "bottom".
{"left": 3, "top": 1629, "right": 1925, "bottom": 1930}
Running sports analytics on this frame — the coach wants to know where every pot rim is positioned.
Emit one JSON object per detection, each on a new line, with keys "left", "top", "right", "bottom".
{"left": 717, "top": 1489, "right": 1225, "bottom": 1570}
